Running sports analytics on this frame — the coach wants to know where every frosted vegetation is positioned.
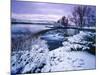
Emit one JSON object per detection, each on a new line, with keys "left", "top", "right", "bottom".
{"left": 11, "top": 29, "right": 96, "bottom": 74}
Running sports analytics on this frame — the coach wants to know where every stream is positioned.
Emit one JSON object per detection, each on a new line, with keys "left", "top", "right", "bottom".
{"left": 40, "top": 29, "right": 78, "bottom": 50}
{"left": 12, "top": 24, "right": 78, "bottom": 51}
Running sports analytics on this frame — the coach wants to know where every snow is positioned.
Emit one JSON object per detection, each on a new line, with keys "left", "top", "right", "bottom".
{"left": 11, "top": 31, "right": 96, "bottom": 74}
{"left": 12, "top": 46, "right": 95, "bottom": 74}
{"left": 41, "top": 31, "right": 96, "bottom": 72}
{"left": 42, "top": 49, "right": 95, "bottom": 72}
{"left": 66, "top": 31, "right": 95, "bottom": 43}
{"left": 41, "top": 33, "right": 64, "bottom": 41}
{"left": 63, "top": 31, "right": 95, "bottom": 51}
{"left": 11, "top": 39, "right": 49, "bottom": 74}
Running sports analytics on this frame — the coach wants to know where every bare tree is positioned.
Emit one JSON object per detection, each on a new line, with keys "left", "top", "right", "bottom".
{"left": 70, "top": 5, "right": 96, "bottom": 27}
{"left": 57, "top": 16, "right": 69, "bottom": 27}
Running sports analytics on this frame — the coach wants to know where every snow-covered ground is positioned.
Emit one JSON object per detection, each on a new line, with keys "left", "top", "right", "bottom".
{"left": 11, "top": 44, "right": 96, "bottom": 74}
{"left": 42, "top": 50, "right": 95, "bottom": 72}
{"left": 11, "top": 39, "right": 49, "bottom": 74}
{"left": 63, "top": 31, "right": 96, "bottom": 51}
{"left": 11, "top": 31, "right": 96, "bottom": 74}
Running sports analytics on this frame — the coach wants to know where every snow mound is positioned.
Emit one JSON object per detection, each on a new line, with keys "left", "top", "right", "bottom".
{"left": 42, "top": 48, "right": 96, "bottom": 72}
{"left": 63, "top": 31, "right": 96, "bottom": 52}
{"left": 11, "top": 39, "right": 49, "bottom": 74}
{"left": 66, "top": 31, "right": 95, "bottom": 43}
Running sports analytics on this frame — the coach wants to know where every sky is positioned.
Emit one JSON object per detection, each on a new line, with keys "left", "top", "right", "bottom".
{"left": 11, "top": 0, "right": 75, "bottom": 21}
{"left": 11, "top": 0, "right": 96, "bottom": 21}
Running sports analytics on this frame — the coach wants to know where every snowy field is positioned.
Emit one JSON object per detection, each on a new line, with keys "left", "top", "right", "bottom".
{"left": 11, "top": 29, "right": 96, "bottom": 74}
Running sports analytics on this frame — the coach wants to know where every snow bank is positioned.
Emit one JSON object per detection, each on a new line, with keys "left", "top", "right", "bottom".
{"left": 11, "top": 31, "right": 96, "bottom": 74}
{"left": 63, "top": 31, "right": 96, "bottom": 52}
{"left": 42, "top": 48, "right": 95, "bottom": 72}
{"left": 11, "top": 39, "right": 49, "bottom": 74}
{"left": 41, "top": 31, "right": 96, "bottom": 72}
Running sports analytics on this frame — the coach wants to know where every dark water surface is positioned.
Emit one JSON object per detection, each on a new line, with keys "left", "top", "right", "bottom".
{"left": 40, "top": 29, "right": 78, "bottom": 50}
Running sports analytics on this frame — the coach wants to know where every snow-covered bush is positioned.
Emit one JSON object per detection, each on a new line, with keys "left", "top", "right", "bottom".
{"left": 11, "top": 39, "right": 49, "bottom": 74}
{"left": 63, "top": 31, "right": 96, "bottom": 54}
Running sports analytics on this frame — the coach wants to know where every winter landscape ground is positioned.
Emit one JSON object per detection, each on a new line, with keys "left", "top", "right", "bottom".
{"left": 11, "top": 23, "right": 96, "bottom": 75}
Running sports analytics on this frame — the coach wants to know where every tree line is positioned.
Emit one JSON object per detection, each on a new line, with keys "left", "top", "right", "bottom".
{"left": 57, "top": 5, "right": 96, "bottom": 27}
